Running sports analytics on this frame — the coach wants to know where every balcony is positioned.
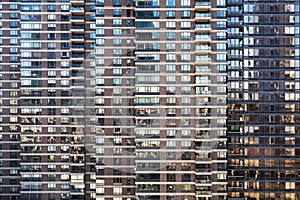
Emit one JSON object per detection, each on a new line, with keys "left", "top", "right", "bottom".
{"left": 227, "top": 10, "right": 243, "bottom": 15}
{"left": 195, "top": 157, "right": 211, "bottom": 163}
{"left": 227, "top": 32, "right": 243, "bottom": 38}
{"left": 136, "top": 174, "right": 160, "bottom": 182}
{"left": 71, "top": 44, "right": 85, "bottom": 52}
{"left": 227, "top": 0, "right": 242, "bottom": 5}
{"left": 136, "top": 1, "right": 159, "bottom": 8}
{"left": 71, "top": 0, "right": 84, "bottom": 4}
{"left": 71, "top": 25, "right": 85, "bottom": 32}
{"left": 196, "top": 191, "right": 212, "bottom": 195}
{"left": 227, "top": 21, "right": 243, "bottom": 27}
{"left": 195, "top": 57, "right": 211, "bottom": 65}
{"left": 195, "top": 178, "right": 212, "bottom": 184}
{"left": 228, "top": 43, "right": 242, "bottom": 48}
{"left": 228, "top": 54, "right": 243, "bottom": 60}
{"left": 136, "top": 165, "right": 159, "bottom": 170}
{"left": 137, "top": 185, "right": 160, "bottom": 193}
{"left": 195, "top": 47, "right": 211, "bottom": 54}
{"left": 195, "top": 13, "right": 211, "bottom": 22}
{"left": 195, "top": 34, "right": 211, "bottom": 43}
{"left": 71, "top": 53, "right": 85, "bottom": 61}
{"left": 71, "top": 36, "right": 84, "bottom": 44}
{"left": 195, "top": 24, "right": 211, "bottom": 33}
{"left": 195, "top": 168, "right": 211, "bottom": 173}
{"left": 195, "top": 2, "right": 211, "bottom": 10}
{"left": 136, "top": 119, "right": 160, "bottom": 127}
{"left": 70, "top": 6, "right": 84, "bottom": 13}
{"left": 71, "top": 188, "right": 84, "bottom": 193}
{"left": 71, "top": 15, "right": 85, "bottom": 23}
{"left": 195, "top": 79, "right": 211, "bottom": 85}
{"left": 21, "top": 166, "right": 42, "bottom": 172}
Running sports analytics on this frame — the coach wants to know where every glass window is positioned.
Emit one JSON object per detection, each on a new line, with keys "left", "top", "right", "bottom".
{"left": 21, "top": 5, "right": 41, "bottom": 11}
{"left": 10, "top": 39, "right": 18, "bottom": 44}
{"left": 167, "top": 141, "right": 176, "bottom": 147}
{"left": 113, "top": 0, "right": 121, "bottom": 6}
{"left": 113, "top": 58, "right": 122, "bottom": 65}
{"left": 166, "top": 0, "right": 176, "bottom": 7}
{"left": 166, "top": 64, "right": 176, "bottom": 72}
{"left": 217, "top": 32, "right": 226, "bottom": 39}
{"left": 181, "top": 22, "right": 191, "bottom": 28}
{"left": 96, "top": 9, "right": 104, "bottom": 16}
{"left": 10, "top": 48, "right": 17, "bottom": 53}
{"left": 96, "top": 0, "right": 104, "bottom": 6}
{"left": 181, "top": 54, "right": 190, "bottom": 61}
{"left": 181, "top": 64, "right": 191, "bottom": 72}
{"left": 61, "top": 4, "right": 69, "bottom": 11}
{"left": 114, "top": 77, "right": 122, "bottom": 85}
{"left": 181, "top": 0, "right": 190, "bottom": 7}
{"left": 181, "top": 32, "right": 190, "bottom": 39}
{"left": 182, "top": 140, "right": 191, "bottom": 147}
{"left": 217, "top": 10, "right": 226, "bottom": 17}
{"left": 181, "top": 97, "right": 191, "bottom": 104}
{"left": 166, "top": 75, "right": 176, "bottom": 82}
{"left": 217, "top": 54, "right": 226, "bottom": 61}
{"left": 113, "top": 19, "right": 122, "bottom": 26}
{"left": 167, "top": 43, "right": 176, "bottom": 50}
{"left": 96, "top": 19, "right": 104, "bottom": 26}
{"left": 136, "top": 21, "right": 159, "bottom": 29}
{"left": 181, "top": 10, "right": 190, "bottom": 17}
{"left": 10, "top": 21, "right": 18, "bottom": 28}
{"left": 113, "top": 49, "right": 122, "bottom": 55}
{"left": 217, "top": 22, "right": 226, "bottom": 29}
{"left": 166, "top": 54, "right": 176, "bottom": 61}
{"left": 96, "top": 29, "right": 104, "bottom": 36}
{"left": 217, "top": 43, "right": 226, "bottom": 51}
{"left": 10, "top": 13, "right": 17, "bottom": 19}
{"left": 181, "top": 75, "right": 191, "bottom": 83}
{"left": 217, "top": 0, "right": 226, "bottom": 6}
{"left": 166, "top": 21, "right": 176, "bottom": 29}
{"left": 10, "top": 4, "right": 18, "bottom": 10}
{"left": 181, "top": 43, "right": 191, "bottom": 50}
{"left": 166, "top": 32, "right": 176, "bottom": 39}
{"left": 113, "top": 39, "right": 122, "bottom": 45}
{"left": 113, "top": 9, "right": 122, "bottom": 16}
{"left": 113, "top": 68, "right": 122, "bottom": 75}
{"left": 48, "top": 5, "right": 56, "bottom": 11}
{"left": 10, "top": 30, "right": 18, "bottom": 36}
{"left": 166, "top": 11, "right": 176, "bottom": 18}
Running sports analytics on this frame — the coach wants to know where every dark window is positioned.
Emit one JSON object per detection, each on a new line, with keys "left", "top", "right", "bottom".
{"left": 10, "top": 21, "right": 18, "bottom": 27}
{"left": 47, "top": 5, "right": 56, "bottom": 11}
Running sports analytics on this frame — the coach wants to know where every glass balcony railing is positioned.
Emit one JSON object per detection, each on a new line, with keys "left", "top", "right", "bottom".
{"left": 71, "top": 25, "right": 85, "bottom": 29}
{"left": 195, "top": 13, "right": 211, "bottom": 17}
{"left": 195, "top": 24, "right": 211, "bottom": 29}
{"left": 196, "top": 46, "right": 211, "bottom": 51}
{"left": 195, "top": 57, "right": 211, "bottom": 62}
{"left": 195, "top": 2, "right": 211, "bottom": 6}
{"left": 71, "top": 16, "right": 84, "bottom": 20}
{"left": 227, "top": 0, "right": 242, "bottom": 4}
{"left": 195, "top": 35, "right": 211, "bottom": 40}
{"left": 71, "top": 7, "right": 84, "bottom": 11}
{"left": 72, "top": 35, "right": 85, "bottom": 39}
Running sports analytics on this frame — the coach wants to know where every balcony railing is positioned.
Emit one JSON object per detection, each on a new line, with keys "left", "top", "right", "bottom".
{"left": 227, "top": 0, "right": 242, "bottom": 4}
{"left": 195, "top": 35, "right": 211, "bottom": 40}
{"left": 71, "top": 7, "right": 84, "bottom": 11}
{"left": 195, "top": 2, "right": 211, "bottom": 6}
{"left": 195, "top": 13, "right": 211, "bottom": 17}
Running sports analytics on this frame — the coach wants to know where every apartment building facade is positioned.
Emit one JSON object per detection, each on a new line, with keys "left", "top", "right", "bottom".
{"left": 0, "top": 0, "right": 299, "bottom": 200}
{"left": 227, "top": 0, "right": 300, "bottom": 199}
